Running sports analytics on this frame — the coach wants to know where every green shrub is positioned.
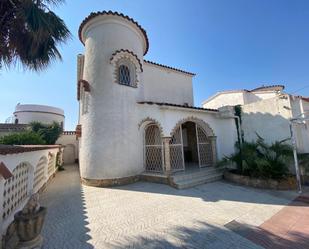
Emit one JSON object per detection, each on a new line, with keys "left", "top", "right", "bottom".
{"left": 29, "top": 121, "right": 63, "bottom": 144}
{"left": 219, "top": 135, "right": 293, "bottom": 179}
{"left": 0, "top": 121, "right": 63, "bottom": 145}
{"left": 0, "top": 131, "right": 45, "bottom": 145}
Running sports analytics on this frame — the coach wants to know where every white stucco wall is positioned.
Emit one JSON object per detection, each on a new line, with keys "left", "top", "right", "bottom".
{"left": 203, "top": 88, "right": 309, "bottom": 153}
{"left": 137, "top": 104, "right": 238, "bottom": 160}
{"left": 0, "top": 147, "right": 59, "bottom": 234}
{"left": 242, "top": 96, "right": 293, "bottom": 145}
{"left": 252, "top": 91, "right": 278, "bottom": 101}
{"left": 289, "top": 97, "right": 309, "bottom": 153}
{"left": 13, "top": 104, "right": 64, "bottom": 126}
{"left": 79, "top": 14, "right": 145, "bottom": 180}
{"left": 203, "top": 91, "right": 279, "bottom": 109}
{"left": 56, "top": 133, "right": 78, "bottom": 164}
{"left": 202, "top": 92, "right": 245, "bottom": 109}
{"left": 142, "top": 63, "right": 194, "bottom": 105}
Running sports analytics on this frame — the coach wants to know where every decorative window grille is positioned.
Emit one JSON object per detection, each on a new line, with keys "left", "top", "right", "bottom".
{"left": 170, "top": 126, "right": 185, "bottom": 172}
{"left": 48, "top": 154, "right": 56, "bottom": 177}
{"left": 34, "top": 156, "right": 47, "bottom": 191}
{"left": 196, "top": 126, "right": 213, "bottom": 167}
{"left": 2, "top": 163, "right": 29, "bottom": 220}
{"left": 118, "top": 65, "right": 131, "bottom": 86}
{"left": 144, "top": 124, "right": 163, "bottom": 172}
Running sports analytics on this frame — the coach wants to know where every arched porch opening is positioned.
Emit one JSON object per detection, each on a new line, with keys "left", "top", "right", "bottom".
{"left": 144, "top": 123, "right": 164, "bottom": 172}
{"left": 170, "top": 119, "right": 216, "bottom": 172}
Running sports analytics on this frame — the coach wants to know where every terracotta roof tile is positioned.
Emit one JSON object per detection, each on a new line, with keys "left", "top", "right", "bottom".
{"left": 144, "top": 60, "right": 195, "bottom": 76}
{"left": 251, "top": 85, "right": 285, "bottom": 92}
{"left": 137, "top": 101, "right": 218, "bottom": 112}
{"left": 0, "top": 162, "right": 13, "bottom": 179}
{"left": 79, "top": 11, "right": 149, "bottom": 55}
{"left": 0, "top": 145, "right": 61, "bottom": 155}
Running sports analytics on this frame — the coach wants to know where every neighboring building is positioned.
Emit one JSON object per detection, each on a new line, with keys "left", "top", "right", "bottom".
{"left": 202, "top": 85, "right": 309, "bottom": 153}
{"left": 0, "top": 123, "right": 29, "bottom": 137}
{"left": 202, "top": 85, "right": 285, "bottom": 109}
{"left": 13, "top": 104, "right": 65, "bottom": 127}
{"left": 1, "top": 105, "right": 78, "bottom": 164}
{"left": 77, "top": 11, "right": 238, "bottom": 187}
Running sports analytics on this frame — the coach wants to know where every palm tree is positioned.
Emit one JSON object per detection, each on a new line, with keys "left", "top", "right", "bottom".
{"left": 219, "top": 134, "right": 293, "bottom": 179}
{"left": 0, "top": 0, "right": 71, "bottom": 71}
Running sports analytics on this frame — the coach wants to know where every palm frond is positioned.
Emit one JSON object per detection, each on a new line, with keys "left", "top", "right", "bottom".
{"left": 0, "top": 0, "right": 70, "bottom": 71}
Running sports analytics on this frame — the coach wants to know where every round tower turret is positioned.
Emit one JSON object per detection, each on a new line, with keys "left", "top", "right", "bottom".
{"left": 78, "top": 11, "right": 148, "bottom": 185}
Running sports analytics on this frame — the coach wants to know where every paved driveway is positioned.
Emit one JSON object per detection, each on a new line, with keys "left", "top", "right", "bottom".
{"left": 41, "top": 164, "right": 300, "bottom": 249}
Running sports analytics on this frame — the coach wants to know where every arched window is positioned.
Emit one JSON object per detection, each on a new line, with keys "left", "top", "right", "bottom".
{"left": 118, "top": 65, "right": 131, "bottom": 86}
{"left": 111, "top": 49, "right": 142, "bottom": 87}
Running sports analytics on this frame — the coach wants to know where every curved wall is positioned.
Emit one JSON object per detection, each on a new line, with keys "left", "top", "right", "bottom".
{"left": 79, "top": 15, "right": 144, "bottom": 180}
{"left": 14, "top": 104, "right": 64, "bottom": 126}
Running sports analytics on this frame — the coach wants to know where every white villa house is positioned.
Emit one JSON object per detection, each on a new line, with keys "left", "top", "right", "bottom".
{"left": 203, "top": 85, "right": 309, "bottom": 153}
{"left": 76, "top": 11, "right": 238, "bottom": 188}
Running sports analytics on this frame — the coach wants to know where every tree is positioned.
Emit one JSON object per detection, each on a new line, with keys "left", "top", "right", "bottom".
{"left": 0, "top": 0, "right": 70, "bottom": 71}
{"left": 29, "top": 121, "right": 63, "bottom": 144}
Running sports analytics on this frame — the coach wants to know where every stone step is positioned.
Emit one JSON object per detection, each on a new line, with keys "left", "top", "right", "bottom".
{"left": 173, "top": 173, "right": 223, "bottom": 189}
{"left": 171, "top": 167, "right": 224, "bottom": 182}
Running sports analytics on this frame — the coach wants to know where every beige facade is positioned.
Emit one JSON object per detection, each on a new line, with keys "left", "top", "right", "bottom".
{"left": 203, "top": 85, "right": 309, "bottom": 153}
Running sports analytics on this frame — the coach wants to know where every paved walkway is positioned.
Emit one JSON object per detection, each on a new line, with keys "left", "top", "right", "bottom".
{"left": 41, "top": 164, "right": 304, "bottom": 249}
{"left": 245, "top": 195, "right": 309, "bottom": 249}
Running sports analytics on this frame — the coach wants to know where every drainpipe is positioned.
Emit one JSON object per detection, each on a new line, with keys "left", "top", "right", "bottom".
{"left": 289, "top": 120, "right": 302, "bottom": 193}
{"left": 289, "top": 110, "right": 309, "bottom": 193}
{"left": 233, "top": 115, "right": 242, "bottom": 147}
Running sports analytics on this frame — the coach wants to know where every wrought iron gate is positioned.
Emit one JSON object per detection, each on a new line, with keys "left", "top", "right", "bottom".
{"left": 196, "top": 125, "right": 213, "bottom": 167}
{"left": 144, "top": 124, "right": 164, "bottom": 172}
{"left": 170, "top": 125, "right": 185, "bottom": 172}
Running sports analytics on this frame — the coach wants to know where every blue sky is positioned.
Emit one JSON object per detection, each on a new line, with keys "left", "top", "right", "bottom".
{"left": 1, "top": 0, "right": 309, "bottom": 130}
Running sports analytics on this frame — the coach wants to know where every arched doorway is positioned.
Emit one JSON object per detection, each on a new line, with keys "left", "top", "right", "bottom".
{"left": 63, "top": 144, "right": 76, "bottom": 165}
{"left": 170, "top": 120, "right": 215, "bottom": 172}
{"left": 144, "top": 124, "right": 164, "bottom": 172}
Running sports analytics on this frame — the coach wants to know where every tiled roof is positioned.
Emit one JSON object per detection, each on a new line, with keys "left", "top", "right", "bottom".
{"left": 137, "top": 101, "right": 218, "bottom": 112}
{"left": 144, "top": 60, "right": 195, "bottom": 76}
{"left": 0, "top": 124, "right": 29, "bottom": 131}
{"left": 0, "top": 145, "right": 62, "bottom": 155}
{"left": 251, "top": 85, "right": 285, "bottom": 92}
{"left": 78, "top": 11, "right": 149, "bottom": 55}
{"left": 302, "top": 97, "right": 309, "bottom": 102}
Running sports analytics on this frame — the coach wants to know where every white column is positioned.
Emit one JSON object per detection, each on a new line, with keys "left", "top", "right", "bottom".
{"left": 163, "top": 137, "right": 172, "bottom": 174}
